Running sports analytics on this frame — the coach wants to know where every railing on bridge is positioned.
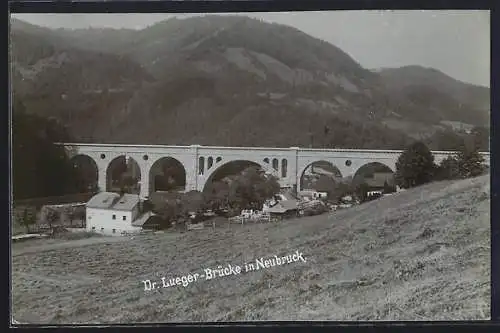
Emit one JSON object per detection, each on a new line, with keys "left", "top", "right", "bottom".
{"left": 56, "top": 142, "right": 490, "bottom": 155}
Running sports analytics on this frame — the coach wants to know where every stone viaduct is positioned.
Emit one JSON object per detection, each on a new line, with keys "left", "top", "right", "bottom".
{"left": 59, "top": 143, "right": 491, "bottom": 199}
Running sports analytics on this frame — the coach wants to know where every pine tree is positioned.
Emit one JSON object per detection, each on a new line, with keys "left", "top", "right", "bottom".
{"left": 395, "top": 141, "right": 436, "bottom": 189}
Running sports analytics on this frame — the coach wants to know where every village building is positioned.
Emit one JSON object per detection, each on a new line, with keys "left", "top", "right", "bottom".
{"left": 85, "top": 192, "right": 155, "bottom": 236}
{"left": 262, "top": 192, "right": 300, "bottom": 219}
{"left": 298, "top": 190, "right": 328, "bottom": 201}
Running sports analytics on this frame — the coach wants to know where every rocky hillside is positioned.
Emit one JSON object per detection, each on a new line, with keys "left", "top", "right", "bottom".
{"left": 10, "top": 16, "right": 490, "bottom": 148}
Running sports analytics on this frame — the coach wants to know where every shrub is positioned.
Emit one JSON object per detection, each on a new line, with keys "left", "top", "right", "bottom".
{"left": 327, "top": 181, "right": 355, "bottom": 204}
{"left": 205, "top": 166, "right": 280, "bottom": 212}
{"left": 455, "top": 145, "right": 486, "bottom": 179}
{"left": 383, "top": 180, "right": 397, "bottom": 194}
{"left": 17, "top": 206, "right": 37, "bottom": 233}
{"left": 73, "top": 207, "right": 86, "bottom": 226}
{"left": 435, "top": 156, "right": 461, "bottom": 181}
{"left": 45, "top": 208, "right": 61, "bottom": 227}
{"left": 395, "top": 141, "right": 436, "bottom": 189}
{"left": 354, "top": 182, "right": 370, "bottom": 203}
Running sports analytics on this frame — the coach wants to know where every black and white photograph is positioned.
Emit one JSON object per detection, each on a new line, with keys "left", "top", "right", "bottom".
{"left": 10, "top": 10, "right": 490, "bottom": 324}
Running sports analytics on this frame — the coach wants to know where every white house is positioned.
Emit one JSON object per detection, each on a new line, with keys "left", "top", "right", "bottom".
{"left": 86, "top": 192, "right": 155, "bottom": 236}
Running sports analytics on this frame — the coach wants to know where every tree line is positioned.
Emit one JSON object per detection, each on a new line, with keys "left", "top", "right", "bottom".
{"left": 147, "top": 166, "right": 281, "bottom": 229}
{"left": 394, "top": 139, "right": 487, "bottom": 189}
{"left": 12, "top": 96, "right": 89, "bottom": 201}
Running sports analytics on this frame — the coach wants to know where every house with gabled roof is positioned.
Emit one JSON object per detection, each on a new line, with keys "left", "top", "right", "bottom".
{"left": 86, "top": 192, "right": 156, "bottom": 236}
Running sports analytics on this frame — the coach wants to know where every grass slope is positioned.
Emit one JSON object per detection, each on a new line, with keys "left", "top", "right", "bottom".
{"left": 12, "top": 175, "right": 490, "bottom": 323}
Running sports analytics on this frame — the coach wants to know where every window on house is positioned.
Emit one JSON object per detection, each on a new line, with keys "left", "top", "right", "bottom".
{"left": 123, "top": 216, "right": 127, "bottom": 221}
{"left": 101, "top": 228, "right": 104, "bottom": 232}
{"left": 92, "top": 226, "right": 95, "bottom": 230}
{"left": 112, "top": 214, "right": 116, "bottom": 220}
{"left": 112, "top": 229, "right": 116, "bottom": 233}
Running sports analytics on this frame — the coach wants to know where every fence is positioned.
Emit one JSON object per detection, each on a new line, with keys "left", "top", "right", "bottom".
{"left": 228, "top": 213, "right": 274, "bottom": 225}
{"left": 12, "top": 192, "right": 92, "bottom": 233}
{"left": 27, "top": 223, "right": 85, "bottom": 234}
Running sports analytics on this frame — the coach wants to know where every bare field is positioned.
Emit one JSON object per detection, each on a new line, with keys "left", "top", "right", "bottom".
{"left": 12, "top": 175, "right": 490, "bottom": 323}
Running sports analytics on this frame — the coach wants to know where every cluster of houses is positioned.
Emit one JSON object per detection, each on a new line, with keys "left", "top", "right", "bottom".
{"left": 50, "top": 188, "right": 330, "bottom": 236}
{"left": 17, "top": 168, "right": 397, "bottom": 237}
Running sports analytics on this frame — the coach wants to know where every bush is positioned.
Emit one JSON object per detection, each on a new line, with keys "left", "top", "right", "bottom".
{"left": 435, "top": 156, "right": 461, "bottom": 181}
{"left": 354, "top": 182, "right": 370, "bottom": 203}
{"left": 206, "top": 166, "right": 280, "bottom": 212}
{"left": 45, "top": 208, "right": 61, "bottom": 227}
{"left": 328, "top": 181, "right": 355, "bottom": 204}
{"left": 455, "top": 145, "right": 486, "bottom": 179}
{"left": 383, "top": 180, "right": 397, "bottom": 194}
{"left": 152, "top": 199, "right": 183, "bottom": 229}
{"left": 151, "top": 166, "right": 282, "bottom": 229}
{"left": 395, "top": 141, "right": 436, "bottom": 189}
{"left": 13, "top": 206, "right": 36, "bottom": 234}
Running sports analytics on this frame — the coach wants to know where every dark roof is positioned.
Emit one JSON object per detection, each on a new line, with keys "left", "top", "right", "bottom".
{"left": 87, "top": 192, "right": 140, "bottom": 211}
{"left": 266, "top": 200, "right": 298, "bottom": 213}
{"left": 131, "top": 212, "right": 156, "bottom": 227}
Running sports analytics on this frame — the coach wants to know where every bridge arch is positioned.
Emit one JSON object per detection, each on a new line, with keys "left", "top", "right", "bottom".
{"left": 70, "top": 154, "right": 99, "bottom": 192}
{"left": 352, "top": 162, "right": 395, "bottom": 190}
{"left": 106, "top": 155, "right": 141, "bottom": 194}
{"left": 201, "top": 159, "right": 275, "bottom": 193}
{"left": 299, "top": 160, "right": 343, "bottom": 192}
{"left": 148, "top": 156, "right": 186, "bottom": 194}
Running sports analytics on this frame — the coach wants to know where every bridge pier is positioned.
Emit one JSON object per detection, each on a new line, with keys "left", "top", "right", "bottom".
{"left": 139, "top": 173, "right": 150, "bottom": 199}
{"left": 288, "top": 147, "right": 300, "bottom": 192}
{"left": 181, "top": 145, "right": 200, "bottom": 192}
{"left": 97, "top": 167, "right": 107, "bottom": 193}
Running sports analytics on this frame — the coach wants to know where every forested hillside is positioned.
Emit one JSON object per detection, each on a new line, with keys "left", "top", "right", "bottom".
{"left": 10, "top": 16, "right": 490, "bottom": 150}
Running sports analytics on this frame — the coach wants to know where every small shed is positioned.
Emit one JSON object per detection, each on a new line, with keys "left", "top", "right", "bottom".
{"left": 264, "top": 200, "right": 298, "bottom": 219}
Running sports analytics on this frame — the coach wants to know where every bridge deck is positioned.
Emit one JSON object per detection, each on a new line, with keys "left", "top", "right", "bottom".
{"left": 56, "top": 143, "right": 489, "bottom": 155}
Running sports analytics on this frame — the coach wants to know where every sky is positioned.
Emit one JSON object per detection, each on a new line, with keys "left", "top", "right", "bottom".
{"left": 12, "top": 10, "right": 490, "bottom": 87}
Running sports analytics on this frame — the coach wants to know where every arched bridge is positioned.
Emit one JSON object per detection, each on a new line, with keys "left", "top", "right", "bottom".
{"left": 59, "top": 143, "right": 490, "bottom": 198}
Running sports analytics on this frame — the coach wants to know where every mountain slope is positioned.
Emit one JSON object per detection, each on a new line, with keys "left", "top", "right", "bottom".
{"left": 378, "top": 66, "right": 489, "bottom": 109}
{"left": 10, "top": 16, "right": 490, "bottom": 148}
{"left": 12, "top": 175, "right": 490, "bottom": 322}
{"left": 10, "top": 18, "right": 155, "bottom": 140}
{"left": 377, "top": 66, "right": 490, "bottom": 126}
